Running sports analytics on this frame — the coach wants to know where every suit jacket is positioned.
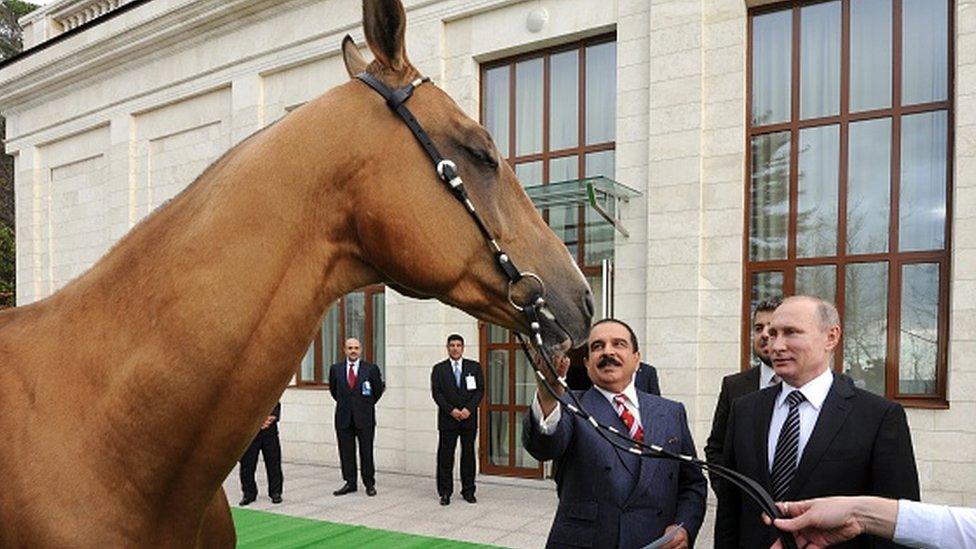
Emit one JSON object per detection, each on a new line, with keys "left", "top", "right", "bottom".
{"left": 328, "top": 360, "right": 385, "bottom": 429}
{"left": 430, "top": 358, "right": 484, "bottom": 431}
{"left": 524, "top": 388, "right": 707, "bottom": 548}
{"left": 265, "top": 402, "right": 281, "bottom": 436}
{"left": 704, "top": 367, "right": 761, "bottom": 492}
{"left": 633, "top": 362, "right": 661, "bottom": 396}
{"left": 714, "top": 373, "right": 920, "bottom": 549}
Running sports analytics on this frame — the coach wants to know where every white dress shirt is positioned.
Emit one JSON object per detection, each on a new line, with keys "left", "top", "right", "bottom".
{"left": 759, "top": 363, "right": 779, "bottom": 389}
{"left": 766, "top": 368, "right": 833, "bottom": 470}
{"left": 894, "top": 500, "right": 976, "bottom": 549}
{"left": 530, "top": 382, "right": 641, "bottom": 435}
{"left": 347, "top": 358, "right": 360, "bottom": 378}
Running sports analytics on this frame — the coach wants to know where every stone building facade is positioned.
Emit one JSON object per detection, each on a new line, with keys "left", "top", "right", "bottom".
{"left": 2, "top": 0, "right": 974, "bottom": 529}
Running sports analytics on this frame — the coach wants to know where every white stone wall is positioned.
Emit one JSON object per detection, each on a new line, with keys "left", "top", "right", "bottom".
{"left": 2, "top": 0, "right": 975, "bottom": 513}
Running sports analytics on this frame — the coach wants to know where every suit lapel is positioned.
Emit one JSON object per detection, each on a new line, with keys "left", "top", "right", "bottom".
{"left": 790, "top": 374, "right": 854, "bottom": 497}
{"left": 624, "top": 393, "right": 665, "bottom": 507}
{"left": 581, "top": 389, "right": 640, "bottom": 484}
{"left": 755, "top": 385, "right": 781, "bottom": 489}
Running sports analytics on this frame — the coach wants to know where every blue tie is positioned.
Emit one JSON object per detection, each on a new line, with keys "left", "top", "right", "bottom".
{"left": 454, "top": 362, "right": 461, "bottom": 388}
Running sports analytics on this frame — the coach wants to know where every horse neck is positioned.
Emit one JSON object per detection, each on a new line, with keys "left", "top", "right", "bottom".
{"left": 55, "top": 83, "right": 376, "bottom": 500}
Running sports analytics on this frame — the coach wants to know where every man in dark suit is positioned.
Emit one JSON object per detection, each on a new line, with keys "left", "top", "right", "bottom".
{"left": 238, "top": 402, "right": 283, "bottom": 505}
{"left": 430, "top": 334, "right": 484, "bottom": 505}
{"left": 705, "top": 298, "right": 780, "bottom": 493}
{"left": 524, "top": 318, "right": 707, "bottom": 548}
{"left": 634, "top": 362, "right": 661, "bottom": 396}
{"left": 714, "top": 296, "right": 919, "bottom": 548}
{"left": 329, "top": 337, "right": 385, "bottom": 497}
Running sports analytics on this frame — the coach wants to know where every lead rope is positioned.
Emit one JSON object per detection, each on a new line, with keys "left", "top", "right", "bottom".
{"left": 355, "top": 71, "right": 797, "bottom": 549}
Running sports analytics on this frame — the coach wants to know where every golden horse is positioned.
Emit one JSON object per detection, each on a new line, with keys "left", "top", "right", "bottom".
{"left": 0, "top": 1, "right": 592, "bottom": 546}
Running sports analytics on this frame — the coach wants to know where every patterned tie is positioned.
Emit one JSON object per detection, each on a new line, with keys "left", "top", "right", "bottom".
{"left": 613, "top": 394, "right": 644, "bottom": 443}
{"left": 770, "top": 390, "right": 806, "bottom": 500}
{"left": 347, "top": 363, "right": 357, "bottom": 389}
{"left": 453, "top": 361, "right": 462, "bottom": 388}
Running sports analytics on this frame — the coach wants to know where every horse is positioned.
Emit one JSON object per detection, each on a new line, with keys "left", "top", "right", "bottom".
{"left": 0, "top": 1, "right": 592, "bottom": 546}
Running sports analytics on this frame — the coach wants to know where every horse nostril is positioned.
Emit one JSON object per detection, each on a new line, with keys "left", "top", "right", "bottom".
{"left": 583, "top": 290, "right": 595, "bottom": 320}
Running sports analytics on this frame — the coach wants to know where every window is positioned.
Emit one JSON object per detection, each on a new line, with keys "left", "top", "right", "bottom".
{"left": 482, "top": 34, "right": 617, "bottom": 311}
{"left": 479, "top": 34, "right": 617, "bottom": 477}
{"left": 294, "top": 285, "right": 385, "bottom": 386}
{"left": 745, "top": 0, "right": 951, "bottom": 406}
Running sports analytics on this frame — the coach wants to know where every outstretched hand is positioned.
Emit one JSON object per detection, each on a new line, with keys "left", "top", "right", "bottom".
{"left": 766, "top": 499, "right": 867, "bottom": 549}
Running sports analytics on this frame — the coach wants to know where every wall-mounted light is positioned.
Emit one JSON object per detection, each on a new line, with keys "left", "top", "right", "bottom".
{"left": 526, "top": 6, "right": 548, "bottom": 33}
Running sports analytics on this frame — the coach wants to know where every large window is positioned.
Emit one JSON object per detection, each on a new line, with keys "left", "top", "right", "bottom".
{"left": 294, "top": 285, "right": 385, "bottom": 387}
{"left": 479, "top": 34, "right": 617, "bottom": 477}
{"left": 745, "top": 0, "right": 952, "bottom": 406}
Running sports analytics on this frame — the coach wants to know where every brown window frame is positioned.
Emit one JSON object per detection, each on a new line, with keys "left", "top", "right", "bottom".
{"left": 292, "top": 284, "right": 385, "bottom": 388}
{"left": 478, "top": 33, "right": 617, "bottom": 478}
{"left": 481, "top": 32, "right": 616, "bottom": 277}
{"left": 743, "top": 0, "right": 953, "bottom": 408}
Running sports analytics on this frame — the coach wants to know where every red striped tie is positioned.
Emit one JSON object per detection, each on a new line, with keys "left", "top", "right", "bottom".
{"left": 613, "top": 394, "right": 644, "bottom": 443}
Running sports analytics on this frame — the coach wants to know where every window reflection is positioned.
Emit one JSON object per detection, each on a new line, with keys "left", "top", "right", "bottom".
{"left": 900, "top": 111, "right": 947, "bottom": 252}
{"left": 516, "top": 58, "right": 543, "bottom": 156}
{"left": 902, "top": 0, "right": 948, "bottom": 105}
{"left": 800, "top": 1, "right": 841, "bottom": 119}
{"left": 848, "top": 118, "right": 891, "bottom": 254}
{"left": 899, "top": 263, "right": 939, "bottom": 394}
{"left": 752, "top": 11, "right": 792, "bottom": 125}
{"left": 585, "top": 42, "right": 616, "bottom": 144}
{"left": 850, "top": 0, "right": 892, "bottom": 112}
{"left": 796, "top": 265, "right": 836, "bottom": 304}
{"left": 515, "top": 161, "right": 542, "bottom": 188}
{"left": 489, "top": 411, "right": 509, "bottom": 466}
{"left": 749, "top": 132, "right": 790, "bottom": 260}
{"left": 321, "top": 303, "right": 339, "bottom": 369}
{"left": 843, "top": 262, "right": 889, "bottom": 394}
{"left": 488, "top": 350, "right": 509, "bottom": 406}
{"left": 483, "top": 66, "right": 510, "bottom": 157}
{"left": 550, "top": 50, "right": 579, "bottom": 151}
{"left": 797, "top": 125, "right": 839, "bottom": 258}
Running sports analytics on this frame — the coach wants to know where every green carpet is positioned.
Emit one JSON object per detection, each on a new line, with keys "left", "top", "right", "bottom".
{"left": 232, "top": 508, "right": 502, "bottom": 548}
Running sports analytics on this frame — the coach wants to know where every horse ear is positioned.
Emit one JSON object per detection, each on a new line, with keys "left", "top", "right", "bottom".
{"left": 342, "top": 35, "right": 368, "bottom": 78}
{"left": 361, "top": 0, "right": 409, "bottom": 72}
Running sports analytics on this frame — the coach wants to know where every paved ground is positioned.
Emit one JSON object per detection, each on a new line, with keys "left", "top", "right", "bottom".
{"left": 223, "top": 461, "right": 719, "bottom": 548}
{"left": 222, "top": 461, "right": 559, "bottom": 548}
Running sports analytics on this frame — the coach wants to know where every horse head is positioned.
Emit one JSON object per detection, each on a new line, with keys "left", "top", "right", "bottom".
{"left": 327, "top": 0, "right": 593, "bottom": 349}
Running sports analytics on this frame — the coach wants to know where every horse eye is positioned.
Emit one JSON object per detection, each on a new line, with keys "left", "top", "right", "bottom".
{"left": 463, "top": 145, "right": 498, "bottom": 169}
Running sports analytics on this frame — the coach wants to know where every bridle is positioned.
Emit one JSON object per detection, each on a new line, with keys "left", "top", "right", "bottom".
{"left": 355, "top": 71, "right": 798, "bottom": 549}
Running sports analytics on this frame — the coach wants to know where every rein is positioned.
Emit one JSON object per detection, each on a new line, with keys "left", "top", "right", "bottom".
{"left": 355, "top": 71, "right": 797, "bottom": 549}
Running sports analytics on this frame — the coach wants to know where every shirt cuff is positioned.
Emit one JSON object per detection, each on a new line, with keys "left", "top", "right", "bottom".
{"left": 531, "top": 392, "right": 561, "bottom": 435}
{"left": 894, "top": 500, "right": 942, "bottom": 549}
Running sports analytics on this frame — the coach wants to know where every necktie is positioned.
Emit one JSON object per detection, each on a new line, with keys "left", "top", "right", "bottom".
{"left": 347, "top": 363, "right": 357, "bottom": 389}
{"left": 613, "top": 394, "right": 644, "bottom": 443}
{"left": 453, "top": 362, "right": 462, "bottom": 388}
{"left": 770, "top": 390, "right": 806, "bottom": 500}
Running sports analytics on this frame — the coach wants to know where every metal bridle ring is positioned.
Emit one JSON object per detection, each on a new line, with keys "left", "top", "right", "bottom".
{"left": 436, "top": 159, "right": 457, "bottom": 180}
{"left": 507, "top": 272, "right": 546, "bottom": 312}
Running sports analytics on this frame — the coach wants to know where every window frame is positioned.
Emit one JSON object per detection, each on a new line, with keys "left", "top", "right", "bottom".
{"left": 292, "top": 284, "right": 386, "bottom": 388}
{"left": 481, "top": 32, "right": 617, "bottom": 279}
{"left": 478, "top": 33, "right": 618, "bottom": 478}
{"left": 742, "top": 0, "right": 953, "bottom": 408}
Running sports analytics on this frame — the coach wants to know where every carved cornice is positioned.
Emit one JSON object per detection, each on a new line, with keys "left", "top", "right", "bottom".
{"left": 52, "top": 0, "right": 132, "bottom": 32}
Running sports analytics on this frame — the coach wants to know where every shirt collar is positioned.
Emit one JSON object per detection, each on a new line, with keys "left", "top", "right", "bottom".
{"left": 348, "top": 358, "right": 360, "bottom": 368}
{"left": 760, "top": 363, "right": 778, "bottom": 387}
{"left": 452, "top": 358, "right": 462, "bottom": 368}
{"left": 593, "top": 382, "right": 640, "bottom": 410}
{"left": 777, "top": 368, "right": 833, "bottom": 411}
